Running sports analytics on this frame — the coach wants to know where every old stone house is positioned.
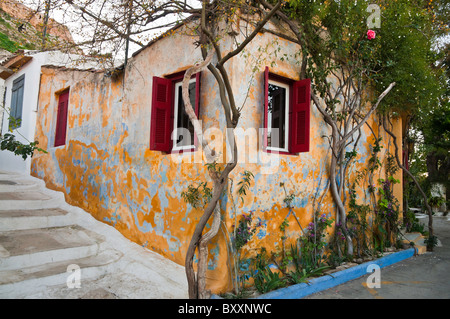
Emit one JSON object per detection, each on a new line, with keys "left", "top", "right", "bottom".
{"left": 30, "top": 19, "right": 403, "bottom": 294}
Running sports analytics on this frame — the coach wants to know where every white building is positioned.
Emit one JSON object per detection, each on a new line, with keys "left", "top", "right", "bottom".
{"left": 0, "top": 50, "right": 100, "bottom": 174}
{"left": 0, "top": 49, "right": 13, "bottom": 143}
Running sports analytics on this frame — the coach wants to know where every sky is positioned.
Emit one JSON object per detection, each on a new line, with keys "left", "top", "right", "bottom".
{"left": 20, "top": 0, "right": 200, "bottom": 60}
{"left": 18, "top": 0, "right": 449, "bottom": 61}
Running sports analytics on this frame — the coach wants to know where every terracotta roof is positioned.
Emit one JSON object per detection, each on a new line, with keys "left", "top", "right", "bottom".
{"left": 0, "top": 50, "right": 33, "bottom": 80}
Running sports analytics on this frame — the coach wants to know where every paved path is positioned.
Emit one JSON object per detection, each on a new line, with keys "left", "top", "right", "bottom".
{"left": 306, "top": 215, "right": 450, "bottom": 299}
{"left": 0, "top": 171, "right": 188, "bottom": 299}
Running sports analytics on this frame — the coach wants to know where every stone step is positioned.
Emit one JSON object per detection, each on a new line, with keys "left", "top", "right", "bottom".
{"left": 401, "top": 232, "right": 428, "bottom": 255}
{"left": 0, "top": 225, "right": 105, "bottom": 271}
{"left": 0, "top": 208, "right": 74, "bottom": 231}
{"left": 0, "top": 249, "right": 123, "bottom": 298}
{"left": 0, "top": 178, "right": 40, "bottom": 192}
{"left": 0, "top": 172, "right": 63, "bottom": 211}
{"left": 403, "top": 232, "right": 422, "bottom": 243}
{"left": 0, "top": 171, "right": 188, "bottom": 298}
{"left": 0, "top": 190, "right": 65, "bottom": 210}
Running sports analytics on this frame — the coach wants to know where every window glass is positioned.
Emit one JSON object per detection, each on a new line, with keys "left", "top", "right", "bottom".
{"left": 173, "top": 80, "right": 196, "bottom": 150}
{"left": 54, "top": 89, "right": 69, "bottom": 147}
{"left": 267, "top": 80, "right": 289, "bottom": 152}
{"left": 9, "top": 75, "right": 25, "bottom": 130}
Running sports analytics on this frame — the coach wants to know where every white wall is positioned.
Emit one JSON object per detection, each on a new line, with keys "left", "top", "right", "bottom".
{"left": 0, "top": 51, "right": 100, "bottom": 174}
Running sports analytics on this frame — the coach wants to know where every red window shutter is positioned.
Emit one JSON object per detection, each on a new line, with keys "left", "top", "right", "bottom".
{"left": 55, "top": 90, "right": 69, "bottom": 147}
{"left": 290, "top": 78, "right": 311, "bottom": 153}
{"left": 150, "top": 76, "right": 173, "bottom": 152}
{"left": 263, "top": 66, "right": 269, "bottom": 149}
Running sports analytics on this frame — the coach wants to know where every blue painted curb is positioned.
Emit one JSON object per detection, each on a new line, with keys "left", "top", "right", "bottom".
{"left": 255, "top": 248, "right": 416, "bottom": 299}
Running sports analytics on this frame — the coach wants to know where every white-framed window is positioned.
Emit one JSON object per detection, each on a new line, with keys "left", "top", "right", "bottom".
{"left": 150, "top": 72, "right": 201, "bottom": 153}
{"left": 9, "top": 74, "right": 25, "bottom": 130}
{"left": 266, "top": 79, "right": 290, "bottom": 153}
{"left": 172, "top": 78, "right": 197, "bottom": 152}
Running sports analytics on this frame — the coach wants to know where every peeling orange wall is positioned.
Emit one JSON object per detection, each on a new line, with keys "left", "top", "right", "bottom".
{"left": 31, "top": 23, "right": 403, "bottom": 294}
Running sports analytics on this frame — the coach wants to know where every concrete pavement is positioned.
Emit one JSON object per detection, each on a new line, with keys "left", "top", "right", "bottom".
{"left": 0, "top": 170, "right": 188, "bottom": 299}
{"left": 306, "top": 214, "right": 450, "bottom": 299}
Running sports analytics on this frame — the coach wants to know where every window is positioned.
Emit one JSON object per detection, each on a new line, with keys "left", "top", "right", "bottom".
{"left": 172, "top": 78, "right": 197, "bottom": 151}
{"left": 9, "top": 74, "right": 25, "bottom": 130}
{"left": 150, "top": 72, "right": 201, "bottom": 153}
{"left": 54, "top": 89, "right": 69, "bottom": 147}
{"left": 267, "top": 80, "right": 290, "bottom": 152}
{"left": 264, "top": 67, "right": 311, "bottom": 154}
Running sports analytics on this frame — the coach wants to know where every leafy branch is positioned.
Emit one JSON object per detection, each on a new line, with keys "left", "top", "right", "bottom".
{"left": 0, "top": 133, "right": 46, "bottom": 160}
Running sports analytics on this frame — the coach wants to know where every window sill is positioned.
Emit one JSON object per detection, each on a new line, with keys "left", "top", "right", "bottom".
{"left": 263, "top": 147, "right": 298, "bottom": 156}
{"left": 169, "top": 146, "right": 198, "bottom": 155}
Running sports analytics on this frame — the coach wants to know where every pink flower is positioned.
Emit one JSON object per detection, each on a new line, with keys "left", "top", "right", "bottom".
{"left": 367, "top": 30, "right": 376, "bottom": 40}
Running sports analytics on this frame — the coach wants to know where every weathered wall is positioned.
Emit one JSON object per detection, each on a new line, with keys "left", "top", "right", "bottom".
{"left": 31, "top": 23, "right": 403, "bottom": 294}
{"left": 32, "top": 28, "right": 233, "bottom": 292}
{"left": 219, "top": 30, "right": 403, "bottom": 289}
{"left": 0, "top": 51, "right": 106, "bottom": 173}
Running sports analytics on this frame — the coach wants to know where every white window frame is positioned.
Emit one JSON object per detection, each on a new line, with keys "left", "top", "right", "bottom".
{"left": 267, "top": 79, "right": 290, "bottom": 153}
{"left": 172, "top": 78, "right": 196, "bottom": 151}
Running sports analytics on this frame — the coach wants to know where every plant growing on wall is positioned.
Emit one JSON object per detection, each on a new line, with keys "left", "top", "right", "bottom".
{"left": 249, "top": 211, "right": 333, "bottom": 294}
{"left": 224, "top": 170, "right": 257, "bottom": 297}
{"left": 229, "top": 211, "right": 259, "bottom": 296}
{"left": 233, "top": 212, "right": 257, "bottom": 252}
{"left": 299, "top": 213, "right": 333, "bottom": 272}
{"left": 0, "top": 104, "right": 47, "bottom": 159}
{"left": 0, "top": 133, "right": 44, "bottom": 160}
{"left": 374, "top": 177, "right": 401, "bottom": 250}
{"left": 347, "top": 187, "right": 371, "bottom": 258}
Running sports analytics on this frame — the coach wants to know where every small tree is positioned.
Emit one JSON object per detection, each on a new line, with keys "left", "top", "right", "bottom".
{"left": 261, "top": 0, "right": 396, "bottom": 256}
{"left": 180, "top": 0, "right": 282, "bottom": 299}
{"left": 260, "top": 0, "right": 447, "bottom": 255}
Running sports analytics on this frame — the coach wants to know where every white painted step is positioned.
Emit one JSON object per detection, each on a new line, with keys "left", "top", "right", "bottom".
{"left": 0, "top": 171, "right": 189, "bottom": 298}
{"left": 403, "top": 232, "right": 422, "bottom": 243}
{"left": 0, "top": 225, "right": 104, "bottom": 271}
{"left": 0, "top": 178, "right": 40, "bottom": 192}
{"left": 0, "top": 208, "right": 75, "bottom": 231}
{"left": 0, "top": 249, "right": 123, "bottom": 298}
{"left": 0, "top": 190, "right": 64, "bottom": 210}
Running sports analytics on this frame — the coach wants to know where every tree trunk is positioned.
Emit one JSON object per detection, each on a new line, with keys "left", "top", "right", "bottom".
{"left": 197, "top": 203, "right": 221, "bottom": 299}
{"left": 180, "top": 49, "right": 220, "bottom": 299}
{"left": 41, "top": 0, "right": 51, "bottom": 49}
{"left": 185, "top": 178, "right": 226, "bottom": 299}
{"left": 328, "top": 131, "right": 354, "bottom": 256}
{"left": 311, "top": 83, "right": 395, "bottom": 258}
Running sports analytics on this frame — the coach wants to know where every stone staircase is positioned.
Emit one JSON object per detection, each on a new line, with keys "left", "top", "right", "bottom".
{"left": 0, "top": 171, "right": 188, "bottom": 299}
